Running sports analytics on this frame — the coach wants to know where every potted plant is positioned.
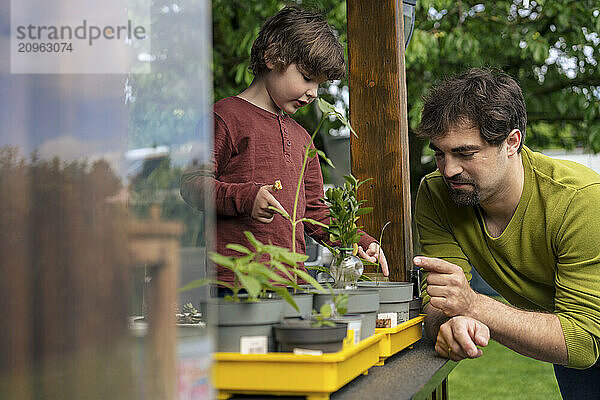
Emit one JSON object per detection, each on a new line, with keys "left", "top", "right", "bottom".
{"left": 176, "top": 302, "right": 205, "bottom": 326}
{"left": 274, "top": 290, "right": 350, "bottom": 353}
{"left": 357, "top": 221, "right": 414, "bottom": 327}
{"left": 322, "top": 174, "right": 373, "bottom": 290}
{"left": 180, "top": 231, "right": 325, "bottom": 353}
{"left": 180, "top": 99, "right": 370, "bottom": 352}
{"left": 302, "top": 175, "right": 380, "bottom": 340}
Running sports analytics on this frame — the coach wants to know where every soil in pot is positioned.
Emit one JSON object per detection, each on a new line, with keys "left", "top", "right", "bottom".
{"left": 313, "top": 289, "right": 379, "bottom": 340}
{"left": 274, "top": 318, "right": 348, "bottom": 353}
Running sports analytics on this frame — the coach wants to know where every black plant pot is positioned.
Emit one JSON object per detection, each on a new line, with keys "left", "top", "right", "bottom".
{"left": 274, "top": 318, "right": 348, "bottom": 353}
{"left": 409, "top": 297, "right": 423, "bottom": 319}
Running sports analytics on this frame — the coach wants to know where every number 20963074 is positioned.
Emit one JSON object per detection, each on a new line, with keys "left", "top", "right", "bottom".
{"left": 18, "top": 42, "right": 73, "bottom": 52}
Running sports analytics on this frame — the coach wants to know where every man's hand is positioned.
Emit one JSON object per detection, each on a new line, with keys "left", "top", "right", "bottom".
{"left": 358, "top": 243, "right": 389, "bottom": 276}
{"left": 435, "top": 316, "right": 490, "bottom": 361}
{"left": 414, "top": 256, "right": 477, "bottom": 317}
{"left": 251, "top": 185, "right": 286, "bottom": 223}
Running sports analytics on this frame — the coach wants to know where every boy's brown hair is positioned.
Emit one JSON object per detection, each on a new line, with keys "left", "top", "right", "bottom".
{"left": 250, "top": 6, "right": 345, "bottom": 81}
{"left": 418, "top": 68, "right": 527, "bottom": 152}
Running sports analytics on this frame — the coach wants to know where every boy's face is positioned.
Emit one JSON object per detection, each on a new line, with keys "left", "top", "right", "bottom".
{"left": 263, "top": 62, "right": 326, "bottom": 114}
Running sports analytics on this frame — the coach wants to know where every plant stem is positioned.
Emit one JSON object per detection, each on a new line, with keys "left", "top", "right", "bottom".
{"left": 291, "top": 115, "right": 328, "bottom": 254}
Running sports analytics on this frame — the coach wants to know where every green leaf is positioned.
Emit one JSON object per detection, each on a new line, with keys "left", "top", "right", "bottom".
{"left": 293, "top": 269, "right": 326, "bottom": 293}
{"left": 317, "top": 97, "right": 337, "bottom": 115}
{"left": 320, "top": 241, "right": 338, "bottom": 256}
{"left": 305, "top": 264, "right": 330, "bottom": 273}
{"left": 273, "top": 287, "right": 299, "bottom": 312}
{"left": 307, "top": 148, "right": 317, "bottom": 159}
{"left": 357, "top": 177, "right": 373, "bottom": 188}
{"left": 334, "top": 293, "right": 348, "bottom": 315}
{"left": 299, "top": 218, "right": 329, "bottom": 228}
{"left": 316, "top": 149, "right": 335, "bottom": 168}
{"left": 326, "top": 226, "right": 340, "bottom": 236}
{"left": 243, "top": 231, "right": 263, "bottom": 251}
{"left": 356, "top": 207, "right": 373, "bottom": 216}
{"left": 178, "top": 278, "right": 212, "bottom": 292}
{"left": 237, "top": 274, "right": 261, "bottom": 299}
{"left": 351, "top": 233, "right": 363, "bottom": 243}
{"left": 319, "top": 303, "right": 332, "bottom": 318}
{"left": 269, "top": 260, "right": 294, "bottom": 280}
{"left": 267, "top": 205, "right": 290, "bottom": 219}
{"left": 208, "top": 252, "right": 235, "bottom": 268}
{"left": 257, "top": 266, "right": 288, "bottom": 284}
{"left": 343, "top": 175, "right": 358, "bottom": 186}
{"left": 225, "top": 243, "right": 252, "bottom": 254}
{"left": 277, "top": 250, "right": 309, "bottom": 265}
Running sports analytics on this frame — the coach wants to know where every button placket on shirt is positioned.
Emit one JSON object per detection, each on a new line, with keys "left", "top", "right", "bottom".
{"left": 278, "top": 114, "right": 292, "bottom": 162}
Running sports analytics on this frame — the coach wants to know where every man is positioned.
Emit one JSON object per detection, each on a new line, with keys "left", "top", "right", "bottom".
{"left": 413, "top": 68, "right": 600, "bottom": 399}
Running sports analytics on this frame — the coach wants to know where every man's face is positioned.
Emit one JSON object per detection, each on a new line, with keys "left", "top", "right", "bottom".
{"left": 263, "top": 63, "right": 326, "bottom": 115}
{"left": 429, "top": 124, "right": 508, "bottom": 207}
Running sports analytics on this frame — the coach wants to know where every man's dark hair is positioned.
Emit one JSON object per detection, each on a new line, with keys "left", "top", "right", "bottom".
{"left": 249, "top": 6, "right": 345, "bottom": 81}
{"left": 417, "top": 68, "right": 527, "bottom": 152}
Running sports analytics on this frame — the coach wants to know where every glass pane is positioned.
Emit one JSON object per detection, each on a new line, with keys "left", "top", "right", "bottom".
{"left": 403, "top": 3, "right": 416, "bottom": 49}
{"left": 1, "top": 1, "right": 214, "bottom": 398}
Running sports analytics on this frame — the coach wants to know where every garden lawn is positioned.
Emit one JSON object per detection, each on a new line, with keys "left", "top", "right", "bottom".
{"left": 448, "top": 339, "right": 562, "bottom": 399}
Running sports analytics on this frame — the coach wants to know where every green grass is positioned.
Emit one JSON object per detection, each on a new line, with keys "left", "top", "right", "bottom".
{"left": 448, "top": 339, "right": 562, "bottom": 399}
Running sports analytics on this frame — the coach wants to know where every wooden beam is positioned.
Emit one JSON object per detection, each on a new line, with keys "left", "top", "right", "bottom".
{"left": 347, "top": 0, "right": 413, "bottom": 281}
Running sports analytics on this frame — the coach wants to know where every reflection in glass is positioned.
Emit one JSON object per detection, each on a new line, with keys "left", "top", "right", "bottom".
{"left": 1, "top": 0, "right": 214, "bottom": 398}
{"left": 403, "top": 0, "right": 417, "bottom": 49}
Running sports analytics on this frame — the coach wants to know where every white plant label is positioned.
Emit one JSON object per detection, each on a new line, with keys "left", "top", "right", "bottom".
{"left": 240, "top": 336, "right": 268, "bottom": 354}
{"left": 377, "top": 312, "right": 398, "bottom": 328}
{"left": 293, "top": 348, "right": 323, "bottom": 356}
{"left": 346, "top": 320, "right": 362, "bottom": 344}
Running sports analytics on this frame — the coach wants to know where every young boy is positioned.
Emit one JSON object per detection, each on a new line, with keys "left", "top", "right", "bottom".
{"left": 181, "top": 6, "right": 387, "bottom": 286}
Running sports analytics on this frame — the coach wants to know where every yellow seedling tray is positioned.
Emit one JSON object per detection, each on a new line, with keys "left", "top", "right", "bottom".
{"left": 213, "top": 332, "right": 382, "bottom": 400}
{"left": 375, "top": 314, "right": 425, "bottom": 365}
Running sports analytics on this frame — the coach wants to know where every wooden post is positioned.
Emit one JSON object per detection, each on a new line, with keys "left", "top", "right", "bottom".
{"left": 0, "top": 156, "right": 136, "bottom": 400}
{"left": 128, "top": 209, "right": 184, "bottom": 400}
{"left": 347, "top": 0, "right": 413, "bottom": 282}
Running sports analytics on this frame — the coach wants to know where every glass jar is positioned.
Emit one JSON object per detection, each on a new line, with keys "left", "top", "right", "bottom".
{"left": 330, "top": 247, "right": 364, "bottom": 289}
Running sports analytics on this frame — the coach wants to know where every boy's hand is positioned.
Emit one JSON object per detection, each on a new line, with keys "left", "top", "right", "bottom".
{"left": 251, "top": 185, "right": 286, "bottom": 223}
{"left": 358, "top": 243, "right": 389, "bottom": 276}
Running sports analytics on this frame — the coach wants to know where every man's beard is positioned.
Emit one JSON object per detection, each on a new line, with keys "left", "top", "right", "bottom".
{"left": 445, "top": 175, "right": 481, "bottom": 207}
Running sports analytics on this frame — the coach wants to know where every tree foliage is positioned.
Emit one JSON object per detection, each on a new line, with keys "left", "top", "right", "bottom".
{"left": 128, "top": 0, "right": 212, "bottom": 149}
{"left": 407, "top": 0, "right": 600, "bottom": 190}
{"left": 211, "top": 0, "right": 600, "bottom": 192}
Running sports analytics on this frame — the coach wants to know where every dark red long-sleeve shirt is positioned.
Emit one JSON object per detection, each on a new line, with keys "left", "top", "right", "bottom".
{"left": 181, "top": 96, "right": 375, "bottom": 283}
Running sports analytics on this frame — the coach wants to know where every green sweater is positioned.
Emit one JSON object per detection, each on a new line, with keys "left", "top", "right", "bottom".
{"left": 415, "top": 146, "right": 600, "bottom": 369}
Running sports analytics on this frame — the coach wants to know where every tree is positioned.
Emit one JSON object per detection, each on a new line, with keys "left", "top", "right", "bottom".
{"left": 406, "top": 0, "right": 600, "bottom": 195}
{"left": 211, "top": 0, "right": 600, "bottom": 197}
